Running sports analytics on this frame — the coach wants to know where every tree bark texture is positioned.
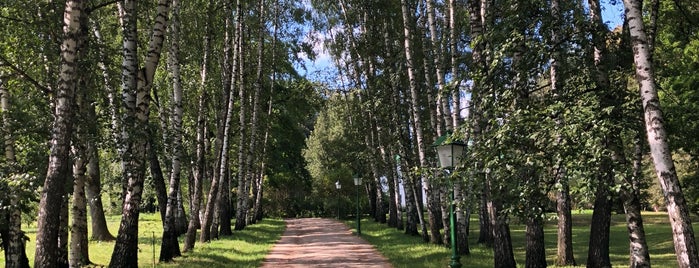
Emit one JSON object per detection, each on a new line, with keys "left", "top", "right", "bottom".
{"left": 160, "top": 0, "right": 183, "bottom": 260}
{"left": 525, "top": 217, "right": 546, "bottom": 268}
{"left": 86, "top": 117, "right": 115, "bottom": 241}
{"left": 34, "top": 0, "right": 84, "bottom": 266}
{"left": 110, "top": 0, "right": 169, "bottom": 266}
{"left": 1, "top": 76, "right": 30, "bottom": 268}
{"left": 587, "top": 161, "right": 612, "bottom": 268}
{"left": 623, "top": 0, "right": 699, "bottom": 266}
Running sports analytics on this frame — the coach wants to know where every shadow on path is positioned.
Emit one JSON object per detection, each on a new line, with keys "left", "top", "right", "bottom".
{"left": 260, "top": 218, "right": 392, "bottom": 268}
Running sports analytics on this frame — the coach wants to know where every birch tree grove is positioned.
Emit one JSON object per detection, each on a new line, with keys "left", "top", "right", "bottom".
{"left": 3, "top": 0, "right": 699, "bottom": 266}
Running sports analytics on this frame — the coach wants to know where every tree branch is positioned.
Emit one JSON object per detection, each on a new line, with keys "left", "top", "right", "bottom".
{"left": 0, "top": 54, "right": 52, "bottom": 95}
{"left": 86, "top": 0, "right": 120, "bottom": 14}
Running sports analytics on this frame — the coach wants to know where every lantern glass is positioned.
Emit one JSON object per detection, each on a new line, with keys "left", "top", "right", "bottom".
{"left": 436, "top": 143, "right": 465, "bottom": 168}
{"left": 335, "top": 181, "right": 341, "bottom": 189}
{"left": 353, "top": 177, "right": 362, "bottom": 186}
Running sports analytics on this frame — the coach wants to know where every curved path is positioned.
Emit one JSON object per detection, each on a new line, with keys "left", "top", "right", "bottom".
{"left": 260, "top": 218, "right": 392, "bottom": 268}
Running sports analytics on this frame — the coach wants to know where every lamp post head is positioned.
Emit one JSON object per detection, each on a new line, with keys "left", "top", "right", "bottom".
{"left": 353, "top": 176, "right": 362, "bottom": 186}
{"left": 335, "top": 181, "right": 341, "bottom": 189}
{"left": 433, "top": 134, "right": 467, "bottom": 168}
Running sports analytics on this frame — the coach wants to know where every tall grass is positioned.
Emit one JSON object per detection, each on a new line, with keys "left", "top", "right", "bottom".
{"left": 348, "top": 211, "right": 698, "bottom": 268}
{"left": 1, "top": 213, "right": 285, "bottom": 267}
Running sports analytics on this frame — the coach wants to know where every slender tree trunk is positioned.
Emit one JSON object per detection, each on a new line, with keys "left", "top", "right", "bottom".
{"left": 441, "top": 185, "right": 451, "bottom": 247}
{"left": 549, "top": 0, "right": 575, "bottom": 264}
{"left": 2, "top": 74, "right": 30, "bottom": 268}
{"left": 623, "top": 131, "right": 651, "bottom": 268}
{"left": 234, "top": 0, "right": 250, "bottom": 232}
{"left": 201, "top": 0, "right": 234, "bottom": 242}
{"left": 454, "top": 175, "right": 470, "bottom": 255}
{"left": 86, "top": 122, "right": 115, "bottom": 241}
{"left": 183, "top": 17, "right": 210, "bottom": 247}
{"left": 110, "top": 0, "right": 169, "bottom": 266}
{"left": 34, "top": 1, "right": 84, "bottom": 266}
{"left": 555, "top": 167, "right": 575, "bottom": 266}
{"left": 70, "top": 85, "right": 91, "bottom": 267}
{"left": 400, "top": 0, "right": 437, "bottom": 245}
{"left": 244, "top": 0, "right": 266, "bottom": 227}
{"left": 587, "top": 1, "right": 614, "bottom": 266}
{"left": 71, "top": 143, "right": 90, "bottom": 267}
{"left": 477, "top": 185, "right": 492, "bottom": 246}
{"left": 160, "top": 0, "right": 183, "bottom": 260}
{"left": 624, "top": 0, "right": 699, "bottom": 266}
{"left": 447, "top": 0, "right": 468, "bottom": 253}
{"left": 148, "top": 137, "right": 168, "bottom": 222}
{"left": 58, "top": 189, "right": 70, "bottom": 268}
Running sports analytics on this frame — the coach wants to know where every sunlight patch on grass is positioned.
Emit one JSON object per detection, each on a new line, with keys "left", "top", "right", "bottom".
{"left": 1, "top": 214, "right": 285, "bottom": 268}
{"left": 349, "top": 211, "right": 699, "bottom": 268}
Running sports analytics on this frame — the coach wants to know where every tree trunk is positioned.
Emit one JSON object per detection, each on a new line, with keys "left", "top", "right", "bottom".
{"left": 454, "top": 179, "right": 470, "bottom": 255}
{"left": 549, "top": 0, "right": 575, "bottom": 264}
{"left": 391, "top": 153, "right": 404, "bottom": 230}
{"left": 400, "top": 0, "right": 438, "bottom": 245}
{"left": 1, "top": 74, "right": 30, "bottom": 268}
{"left": 555, "top": 168, "right": 575, "bottom": 266}
{"left": 233, "top": 0, "right": 250, "bottom": 233}
{"left": 70, "top": 141, "right": 90, "bottom": 267}
{"left": 183, "top": 21, "right": 209, "bottom": 248}
{"left": 86, "top": 124, "right": 115, "bottom": 241}
{"left": 488, "top": 195, "right": 516, "bottom": 268}
{"left": 149, "top": 137, "right": 168, "bottom": 222}
{"left": 525, "top": 216, "right": 546, "bottom": 268}
{"left": 70, "top": 85, "right": 91, "bottom": 267}
{"left": 110, "top": 0, "right": 169, "bottom": 266}
{"left": 622, "top": 130, "right": 651, "bottom": 268}
{"left": 623, "top": 0, "right": 699, "bottom": 266}
{"left": 477, "top": 185, "right": 492, "bottom": 246}
{"left": 441, "top": 185, "right": 451, "bottom": 247}
{"left": 58, "top": 191, "right": 70, "bottom": 268}
{"left": 34, "top": 1, "right": 83, "bottom": 266}
{"left": 160, "top": 0, "right": 183, "bottom": 259}
{"left": 587, "top": 160, "right": 613, "bottom": 268}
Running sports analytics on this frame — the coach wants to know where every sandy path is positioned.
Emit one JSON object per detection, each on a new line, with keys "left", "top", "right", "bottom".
{"left": 260, "top": 218, "right": 392, "bottom": 268}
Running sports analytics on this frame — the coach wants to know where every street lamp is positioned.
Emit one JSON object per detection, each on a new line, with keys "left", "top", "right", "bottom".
{"left": 434, "top": 134, "right": 466, "bottom": 268}
{"left": 353, "top": 175, "right": 362, "bottom": 235}
{"left": 335, "top": 181, "right": 341, "bottom": 219}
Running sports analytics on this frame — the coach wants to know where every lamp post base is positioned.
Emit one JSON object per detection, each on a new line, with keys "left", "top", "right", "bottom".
{"left": 449, "top": 256, "right": 462, "bottom": 268}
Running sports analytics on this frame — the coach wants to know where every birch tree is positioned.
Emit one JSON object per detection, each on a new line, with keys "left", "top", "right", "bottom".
{"left": 110, "top": 0, "right": 170, "bottom": 265}
{"left": 623, "top": 0, "right": 699, "bottom": 266}
{"left": 34, "top": 0, "right": 85, "bottom": 266}
{"left": 160, "top": 0, "right": 183, "bottom": 261}
{"left": 1, "top": 75, "right": 30, "bottom": 268}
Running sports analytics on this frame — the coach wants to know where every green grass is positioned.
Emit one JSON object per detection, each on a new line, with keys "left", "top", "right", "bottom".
{"left": 346, "top": 211, "right": 698, "bottom": 268}
{"left": 1, "top": 213, "right": 285, "bottom": 267}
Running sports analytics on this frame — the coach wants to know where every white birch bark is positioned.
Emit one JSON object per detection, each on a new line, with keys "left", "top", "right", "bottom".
{"left": 160, "top": 0, "right": 183, "bottom": 260}
{"left": 110, "top": 0, "right": 170, "bottom": 266}
{"left": 623, "top": 0, "right": 699, "bottom": 266}
{"left": 34, "top": 0, "right": 84, "bottom": 266}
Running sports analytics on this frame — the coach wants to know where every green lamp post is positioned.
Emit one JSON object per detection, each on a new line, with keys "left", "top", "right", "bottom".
{"left": 353, "top": 175, "right": 362, "bottom": 235}
{"left": 335, "top": 181, "right": 342, "bottom": 219}
{"left": 434, "top": 134, "right": 466, "bottom": 268}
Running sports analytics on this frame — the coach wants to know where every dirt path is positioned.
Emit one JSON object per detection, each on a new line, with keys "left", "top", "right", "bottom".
{"left": 260, "top": 218, "right": 392, "bottom": 268}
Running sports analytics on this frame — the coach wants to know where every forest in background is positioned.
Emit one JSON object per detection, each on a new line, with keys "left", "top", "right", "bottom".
{"left": 1, "top": 0, "right": 698, "bottom": 267}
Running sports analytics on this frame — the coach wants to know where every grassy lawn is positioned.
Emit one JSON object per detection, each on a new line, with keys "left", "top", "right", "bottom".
{"left": 347, "top": 211, "right": 697, "bottom": 268}
{"left": 1, "top": 213, "right": 285, "bottom": 267}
